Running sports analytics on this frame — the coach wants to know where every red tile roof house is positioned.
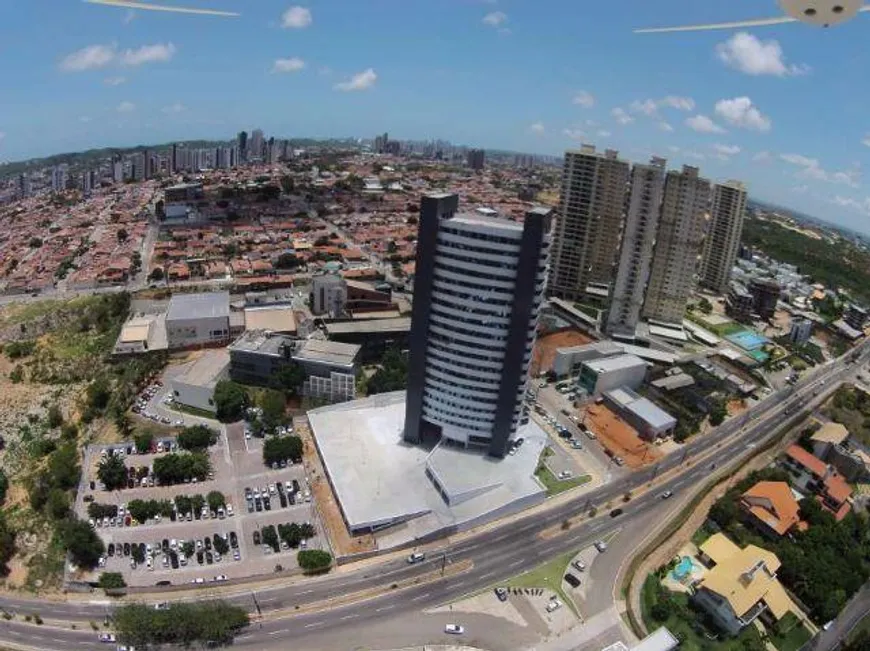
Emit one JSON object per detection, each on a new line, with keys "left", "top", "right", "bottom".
{"left": 740, "top": 481, "right": 808, "bottom": 538}
{"left": 782, "top": 445, "right": 853, "bottom": 520}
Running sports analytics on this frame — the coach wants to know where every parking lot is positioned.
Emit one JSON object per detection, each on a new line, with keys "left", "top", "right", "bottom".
{"left": 76, "top": 382, "right": 327, "bottom": 587}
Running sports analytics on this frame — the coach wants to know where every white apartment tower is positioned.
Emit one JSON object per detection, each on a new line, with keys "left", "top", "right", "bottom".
{"left": 643, "top": 165, "right": 711, "bottom": 325}
{"left": 549, "top": 146, "right": 630, "bottom": 302}
{"left": 606, "top": 157, "right": 667, "bottom": 336}
{"left": 250, "top": 129, "right": 265, "bottom": 161}
{"left": 404, "top": 194, "right": 553, "bottom": 458}
{"left": 700, "top": 180, "right": 748, "bottom": 294}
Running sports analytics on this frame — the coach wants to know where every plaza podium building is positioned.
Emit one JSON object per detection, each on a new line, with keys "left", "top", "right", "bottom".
{"left": 403, "top": 193, "right": 553, "bottom": 458}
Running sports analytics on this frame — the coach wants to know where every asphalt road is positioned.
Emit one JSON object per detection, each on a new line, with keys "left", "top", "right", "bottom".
{"left": 0, "top": 343, "right": 867, "bottom": 650}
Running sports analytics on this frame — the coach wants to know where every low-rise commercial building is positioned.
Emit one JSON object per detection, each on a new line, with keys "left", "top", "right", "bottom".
{"left": 292, "top": 339, "right": 360, "bottom": 403}
{"left": 170, "top": 349, "right": 230, "bottom": 413}
{"left": 844, "top": 303, "right": 868, "bottom": 331}
{"left": 323, "top": 317, "right": 410, "bottom": 363}
{"left": 578, "top": 354, "right": 647, "bottom": 396}
{"left": 228, "top": 330, "right": 294, "bottom": 387}
{"left": 602, "top": 387, "right": 676, "bottom": 440}
{"left": 166, "top": 291, "right": 231, "bottom": 349}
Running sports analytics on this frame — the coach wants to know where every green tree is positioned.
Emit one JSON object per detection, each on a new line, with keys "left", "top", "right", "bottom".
{"left": 297, "top": 549, "right": 332, "bottom": 574}
{"left": 60, "top": 422, "right": 78, "bottom": 441}
{"left": 276, "top": 253, "right": 301, "bottom": 270}
{"left": 98, "top": 572, "right": 126, "bottom": 590}
{"left": 709, "top": 399, "right": 728, "bottom": 427}
{"left": 133, "top": 431, "right": 154, "bottom": 454}
{"left": 58, "top": 519, "right": 105, "bottom": 570}
{"left": 259, "top": 390, "right": 286, "bottom": 432}
{"left": 697, "top": 297, "right": 713, "bottom": 315}
{"left": 263, "top": 436, "right": 303, "bottom": 466}
{"left": 97, "top": 455, "right": 127, "bottom": 491}
{"left": 113, "top": 602, "right": 249, "bottom": 648}
{"left": 116, "top": 228, "right": 128, "bottom": 243}
{"left": 0, "top": 470, "right": 8, "bottom": 506}
{"left": 0, "top": 515, "right": 15, "bottom": 576}
{"left": 48, "top": 443, "right": 80, "bottom": 490}
{"left": 180, "top": 541, "right": 195, "bottom": 558}
{"left": 206, "top": 491, "right": 225, "bottom": 513}
{"left": 261, "top": 525, "right": 279, "bottom": 552}
{"left": 280, "top": 176, "right": 294, "bottom": 194}
{"left": 131, "top": 544, "right": 145, "bottom": 565}
{"left": 148, "top": 267, "right": 164, "bottom": 282}
{"left": 177, "top": 425, "right": 217, "bottom": 451}
{"left": 275, "top": 361, "right": 306, "bottom": 396}
{"left": 367, "top": 348, "right": 408, "bottom": 395}
{"left": 46, "top": 404, "right": 63, "bottom": 429}
{"left": 85, "top": 377, "right": 111, "bottom": 412}
{"left": 213, "top": 534, "right": 229, "bottom": 556}
{"left": 213, "top": 380, "right": 249, "bottom": 423}
{"left": 46, "top": 488, "right": 70, "bottom": 520}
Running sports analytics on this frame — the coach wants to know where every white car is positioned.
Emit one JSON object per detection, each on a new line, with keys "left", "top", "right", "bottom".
{"left": 594, "top": 541, "right": 608, "bottom": 553}
{"left": 98, "top": 632, "right": 116, "bottom": 643}
{"left": 546, "top": 599, "right": 563, "bottom": 613}
{"left": 444, "top": 624, "right": 464, "bottom": 635}
{"left": 226, "top": 504, "right": 234, "bottom": 517}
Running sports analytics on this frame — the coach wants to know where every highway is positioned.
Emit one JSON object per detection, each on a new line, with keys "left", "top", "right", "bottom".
{"left": 0, "top": 342, "right": 867, "bottom": 650}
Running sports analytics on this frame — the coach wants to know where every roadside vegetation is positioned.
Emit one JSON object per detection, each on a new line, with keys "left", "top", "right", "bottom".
{"left": 113, "top": 601, "right": 249, "bottom": 647}
{"left": 823, "top": 385, "right": 870, "bottom": 447}
{"left": 0, "top": 293, "right": 168, "bottom": 590}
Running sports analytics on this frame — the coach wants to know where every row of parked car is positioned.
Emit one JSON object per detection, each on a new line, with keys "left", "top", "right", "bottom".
{"left": 244, "top": 480, "right": 308, "bottom": 513}
{"left": 99, "top": 531, "right": 242, "bottom": 572}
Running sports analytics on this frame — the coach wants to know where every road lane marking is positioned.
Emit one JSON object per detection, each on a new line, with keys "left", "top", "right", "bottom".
{"left": 304, "top": 621, "right": 325, "bottom": 629}
{"left": 509, "top": 560, "right": 524, "bottom": 568}
{"left": 480, "top": 571, "right": 496, "bottom": 579}
{"left": 375, "top": 605, "right": 395, "bottom": 612}
{"left": 411, "top": 593, "right": 431, "bottom": 602}
{"left": 340, "top": 614, "right": 358, "bottom": 621}
{"left": 268, "top": 628, "right": 289, "bottom": 635}
{"left": 297, "top": 589, "right": 314, "bottom": 595}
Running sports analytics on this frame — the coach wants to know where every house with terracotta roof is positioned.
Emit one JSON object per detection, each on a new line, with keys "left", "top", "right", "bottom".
{"left": 740, "top": 481, "right": 807, "bottom": 538}
{"left": 781, "top": 444, "right": 853, "bottom": 521}
{"left": 693, "top": 533, "right": 799, "bottom": 636}
{"left": 811, "top": 422, "right": 870, "bottom": 483}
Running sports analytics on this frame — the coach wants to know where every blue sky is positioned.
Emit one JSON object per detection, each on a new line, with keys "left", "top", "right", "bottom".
{"left": 2, "top": 0, "right": 870, "bottom": 233}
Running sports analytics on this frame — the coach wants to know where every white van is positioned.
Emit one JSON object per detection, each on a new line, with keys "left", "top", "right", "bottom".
{"left": 407, "top": 552, "right": 425, "bottom": 564}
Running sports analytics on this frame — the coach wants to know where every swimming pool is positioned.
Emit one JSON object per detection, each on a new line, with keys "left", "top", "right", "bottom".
{"left": 726, "top": 330, "right": 770, "bottom": 351}
{"left": 670, "top": 556, "right": 703, "bottom": 582}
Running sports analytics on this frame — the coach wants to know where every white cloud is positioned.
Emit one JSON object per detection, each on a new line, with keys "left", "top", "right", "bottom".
{"left": 563, "top": 128, "right": 585, "bottom": 140}
{"left": 714, "top": 97, "right": 771, "bottom": 132}
{"left": 117, "top": 101, "right": 136, "bottom": 113}
{"left": 161, "top": 102, "right": 185, "bottom": 114}
{"left": 272, "top": 57, "right": 305, "bottom": 73}
{"left": 629, "top": 96, "right": 695, "bottom": 117}
{"left": 862, "top": 135, "right": 870, "bottom": 148}
{"left": 611, "top": 107, "right": 634, "bottom": 125}
{"left": 685, "top": 151, "right": 706, "bottom": 161}
{"left": 0, "top": 132, "right": 5, "bottom": 141}
{"left": 792, "top": 185, "right": 809, "bottom": 194}
{"left": 753, "top": 150, "right": 773, "bottom": 163}
{"left": 572, "top": 91, "right": 595, "bottom": 108}
{"left": 716, "top": 32, "right": 809, "bottom": 77}
{"left": 780, "top": 153, "right": 860, "bottom": 187}
{"left": 104, "top": 76, "right": 126, "bottom": 86}
{"left": 483, "top": 11, "right": 507, "bottom": 26}
{"left": 658, "top": 121, "right": 674, "bottom": 132}
{"left": 832, "top": 195, "right": 870, "bottom": 213}
{"left": 713, "top": 144, "right": 741, "bottom": 156}
{"left": 122, "top": 9, "right": 136, "bottom": 25}
{"left": 497, "top": 27, "right": 512, "bottom": 35}
{"left": 334, "top": 68, "right": 377, "bottom": 91}
{"left": 79, "top": 116, "right": 92, "bottom": 123}
{"left": 120, "top": 43, "right": 176, "bottom": 66}
{"left": 685, "top": 114, "right": 726, "bottom": 134}
{"left": 60, "top": 44, "right": 116, "bottom": 72}
{"left": 281, "top": 6, "right": 312, "bottom": 28}
{"left": 597, "top": 130, "right": 611, "bottom": 138}
{"left": 530, "top": 122, "right": 545, "bottom": 135}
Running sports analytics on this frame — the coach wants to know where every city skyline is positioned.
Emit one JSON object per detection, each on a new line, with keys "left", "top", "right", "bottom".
{"left": 2, "top": 1, "right": 870, "bottom": 233}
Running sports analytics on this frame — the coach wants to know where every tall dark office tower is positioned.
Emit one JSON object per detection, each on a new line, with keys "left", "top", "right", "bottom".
{"left": 237, "top": 131, "right": 248, "bottom": 162}
{"left": 467, "top": 148, "right": 485, "bottom": 171}
{"left": 403, "top": 194, "right": 552, "bottom": 459}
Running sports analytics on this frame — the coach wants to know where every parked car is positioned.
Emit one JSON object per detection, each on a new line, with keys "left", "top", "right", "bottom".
{"left": 594, "top": 541, "right": 608, "bottom": 552}
{"left": 572, "top": 559, "right": 586, "bottom": 572}
{"left": 444, "top": 624, "right": 464, "bottom": 635}
{"left": 494, "top": 587, "right": 508, "bottom": 602}
{"left": 546, "top": 599, "right": 563, "bottom": 613}
{"left": 407, "top": 552, "right": 425, "bottom": 564}
{"left": 564, "top": 573, "right": 580, "bottom": 588}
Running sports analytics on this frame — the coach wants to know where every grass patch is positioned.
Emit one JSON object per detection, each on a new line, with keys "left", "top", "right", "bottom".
{"left": 535, "top": 464, "right": 591, "bottom": 496}
{"left": 166, "top": 402, "right": 217, "bottom": 420}
{"left": 769, "top": 613, "right": 812, "bottom": 651}
{"left": 505, "top": 549, "right": 579, "bottom": 616}
{"left": 691, "top": 523, "right": 714, "bottom": 548}
{"left": 847, "top": 612, "right": 870, "bottom": 644}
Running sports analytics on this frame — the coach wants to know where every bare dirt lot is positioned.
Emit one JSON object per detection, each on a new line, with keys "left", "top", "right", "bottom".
{"left": 532, "top": 328, "right": 595, "bottom": 377}
{"left": 581, "top": 404, "right": 661, "bottom": 470}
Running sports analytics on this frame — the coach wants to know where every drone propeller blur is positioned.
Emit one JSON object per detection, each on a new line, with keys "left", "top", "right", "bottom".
{"left": 84, "top": 0, "right": 239, "bottom": 17}
{"left": 635, "top": 0, "right": 868, "bottom": 32}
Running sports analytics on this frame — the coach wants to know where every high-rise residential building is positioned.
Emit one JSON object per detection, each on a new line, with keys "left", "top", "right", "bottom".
{"left": 142, "top": 149, "right": 151, "bottom": 179}
{"left": 82, "top": 169, "right": 93, "bottom": 195}
{"left": 700, "top": 180, "right": 748, "bottom": 294}
{"left": 374, "top": 132, "right": 389, "bottom": 154}
{"left": 112, "top": 159, "right": 123, "bottom": 183}
{"left": 548, "top": 146, "right": 630, "bottom": 302}
{"left": 643, "top": 165, "right": 711, "bottom": 325}
{"left": 606, "top": 157, "right": 667, "bottom": 336}
{"left": 131, "top": 153, "right": 146, "bottom": 181}
{"left": 250, "top": 129, "right": 264, "bottom": 161}
{"left": 403, "top": 193, "right": 552, "bottom": 459}
{"left": 171, "top": 143, "right": 179, "bottom": 173}
{"left": 467, "top": 148, "right": 485, "bottom": 171}
{"left": 237, "top": 131, "right": 248, "bottom": 161}
{"left": 18, "top": 173, "right": 31, "bottom": 198}
{"left": 51, "top": 165, "right": 68, "bottom": 192}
